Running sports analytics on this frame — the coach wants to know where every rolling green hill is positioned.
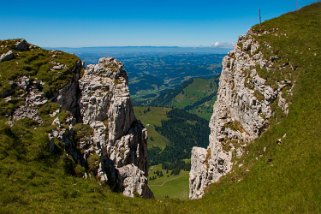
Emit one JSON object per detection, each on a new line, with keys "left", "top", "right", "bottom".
{"left": 134, "top": 108, "right": 207, "bottom": 165}
{"left": 1, "top": 3, "right": 321, "bottom": 213}
{"left": 134, "top": 107, "right": 209, "bottom": 167}
{"left": 152, "top": 77, "right": 219, "bottom": 120}
{"left": 171, "top": 77, "right": 218, "bottom": 120}
{"left": 134, "top": 106, "right": 171, "bottom": 150}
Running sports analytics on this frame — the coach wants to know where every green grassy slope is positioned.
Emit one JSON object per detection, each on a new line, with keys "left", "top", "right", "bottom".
{"left": 152, "top": 77, "right": 219, "bottom": 120}
{"left": 0, "top": 40, "right": 79, "bottom": 100}
{"left": 171, "top": 77, "right": 218, "bottom": 120}
{"left": 1, "top": 3, "right": 321, "bottom": 213}
{"left": 134, "top": 106, "right": 171, "bottom": 149}
{"left": 171, "top": 78, "right": 216, "bottom": 108}
{"left": 148, "top": 164, "right": 189, "bottom": 199}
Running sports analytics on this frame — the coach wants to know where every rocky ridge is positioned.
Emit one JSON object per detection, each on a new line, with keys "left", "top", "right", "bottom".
{"left": 189, "top": 30, "right": 292, "bottom": 199}
{"left": 0, "top": 39, "right": 152, "bottom": 198}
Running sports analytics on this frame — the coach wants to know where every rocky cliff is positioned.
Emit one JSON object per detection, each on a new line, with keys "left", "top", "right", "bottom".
{"left": 79, "top": 57, "right": 152, "bottom": 198}
{"left": 0, "top": 39, "right": 152, "bottom": 198}
{"left": 189, "top": 30, "right": 292, "bottom": 199}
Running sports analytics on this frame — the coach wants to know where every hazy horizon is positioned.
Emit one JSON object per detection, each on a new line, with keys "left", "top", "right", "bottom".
{"left": 52, "top": 46, "right": 231, "bottom": 58}
{"left": 46, "top": 45, "right": 232, "bottom": 48}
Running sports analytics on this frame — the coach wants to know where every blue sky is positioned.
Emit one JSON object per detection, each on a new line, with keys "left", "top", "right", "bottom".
{"left": 0, "top": 0, "right": 317, "bottom": 47}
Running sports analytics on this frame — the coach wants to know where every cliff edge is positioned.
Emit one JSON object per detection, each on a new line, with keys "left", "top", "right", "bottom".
{"left": 189, "top": 29, "right": 293, "bottom": 199}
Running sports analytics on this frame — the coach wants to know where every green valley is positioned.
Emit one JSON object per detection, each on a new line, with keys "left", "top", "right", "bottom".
{"left": 151, "top": 77, "right": 219, "bottom": 120}
{"left": 171, "top": 77, "right": 219, "bottom": 120}
{"left": 134, "top": 106, "right": 209, "bottom": 199}
{"left": 134, "top": 106, "right": 171, "bottom": 150}
{"left": 134, "top": 107, "right": 209, "bottom": 163}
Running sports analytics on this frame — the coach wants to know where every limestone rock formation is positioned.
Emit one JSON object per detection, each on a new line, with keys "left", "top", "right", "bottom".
{"left": 15, "top": 40, "right": 29, "bottom": 51}
{"left": 189, "top": 31, "right": 291, "bottom": 199}
{"left": 12, "top": 76, "right": 47, "bottom": 124}
{"left": 79, "top": 57, "right": 153, "bottom": 198}
{"left": 0, "top": 38, "right": 152, "bottom": 198}
{"left": 9, "top": 59, "right": 82, "bottom": 125}
{"left": 0, "top": 50, "right": 14, "bottom": 62}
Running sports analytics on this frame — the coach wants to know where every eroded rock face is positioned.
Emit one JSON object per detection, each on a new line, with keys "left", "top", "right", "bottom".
{"left": 189, "top": 32, "right": 291, "bottom": 199}
{"left": 12, "top": 76, "right": 47, "bottom": 124}
{"left": 189, "top": 147, "right": 209, "bottom": 199}
{"left": 79, "top": 57, "right": 153, "bottom": 198}
{"left": 15, "top": 40, "right": 29, "bottom": 51}
{"left": 118, "top": 164, "right": 154, "bottom": 198}
{"left": 55, "top": 60, "right": 82, "bottom": 121}
{"left": 0, "top": 50, "right": 14, "bottom": 62}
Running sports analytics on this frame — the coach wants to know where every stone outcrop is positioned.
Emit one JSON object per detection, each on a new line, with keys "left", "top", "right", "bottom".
{"left": 12, "top": 76, "right": 47, "bottom": 124}
{"left": 10, "top": 60, "right": 82, "bottom": 124}
{"left": 0, "top": 50, "right": 14, "bottom": 62}
{"left": 79, "top": 57, "right": 153, "bottom": 198}
{"left": 189, "top": 31, "right": 291, "bottom": 199}
{"left": 15, "top": 40, "right": 29, "bottom": 51}
{"left": 1, "top": 38, "right": 152, "bottom": 198}
{"left": 0, "top": 40, "right": 30, "bottom": 63}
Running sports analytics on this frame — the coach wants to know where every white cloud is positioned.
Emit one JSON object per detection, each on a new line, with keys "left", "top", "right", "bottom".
{"left": 212, "top": 42, "right": 233, "bottom": 48}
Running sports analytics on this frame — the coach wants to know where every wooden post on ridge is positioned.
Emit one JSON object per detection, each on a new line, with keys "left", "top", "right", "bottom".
{"left": 259, "top": 8, "right": 262, "bottom": 25}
